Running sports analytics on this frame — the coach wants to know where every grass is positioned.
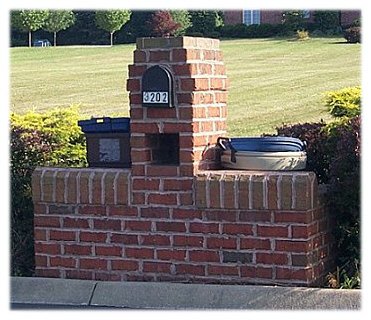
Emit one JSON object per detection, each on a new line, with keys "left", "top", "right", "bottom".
{"left": 10, "top": 37, "right": 361, "bottom": 136}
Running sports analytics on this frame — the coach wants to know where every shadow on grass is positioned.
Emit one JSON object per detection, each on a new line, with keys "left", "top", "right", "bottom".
{"left": 222, "top": 36, "right": 351, "bottom": 45}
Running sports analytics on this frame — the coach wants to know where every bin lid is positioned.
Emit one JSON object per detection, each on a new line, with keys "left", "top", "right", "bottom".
{"left": 218, "top": 136, "right": 306, "bottom": 152}
{"left": 78, "top": 117, "right": 130, "bottom": 133}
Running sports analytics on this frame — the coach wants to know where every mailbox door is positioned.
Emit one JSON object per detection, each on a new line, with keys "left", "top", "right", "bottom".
{"left": 142, "top": 65, "right": 174, "bottom": 108}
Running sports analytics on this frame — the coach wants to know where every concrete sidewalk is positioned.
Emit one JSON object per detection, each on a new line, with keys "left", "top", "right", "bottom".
{"left": 10, "top": 277, "right": 361, "bottom": 310}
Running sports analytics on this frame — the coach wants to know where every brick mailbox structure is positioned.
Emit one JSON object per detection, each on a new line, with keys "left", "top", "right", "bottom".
{"left": 32, "top": 37, "right": 334, "bottom": 286}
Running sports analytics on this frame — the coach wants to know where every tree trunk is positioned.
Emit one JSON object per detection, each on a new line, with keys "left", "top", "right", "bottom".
{"left": 28, "top": 31, "right": 32, "bottom": 48}
{"left": 110, "top": 32, "right": 114, "bottom": 46}
{"left": 54, "top": 32, "right": 57, "bottom": 47}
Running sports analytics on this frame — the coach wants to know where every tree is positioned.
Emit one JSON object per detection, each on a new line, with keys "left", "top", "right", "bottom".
{"left": 95, "top": 10, "right": 131, "bottom": 46}
{"left": 313, "top": 11, "right": 340, "bottom": 32}
{"left": 11, "top": 10, "right": 49, "bottom": 47}
{"left": 43, "top": 10, "right": 75, "bottom": 46}
{"left": 170, "top": 10, "right": 192, "bottom": 36}
{"left": 188, "top": 11, "right": 224, "bottom": 36}
{"left": 116, "top": 11, "right": 154, "bottom": 43}
{"left": 282, "top": 11, "right": 306, "bottom": 30}
{"left": 150, "top": 11, "right": 180, "bottom": 37}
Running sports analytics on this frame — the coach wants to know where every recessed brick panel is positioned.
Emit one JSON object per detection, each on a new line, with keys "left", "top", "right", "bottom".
{"left": 222, "top": 251, "right": 252, "bottom": 263}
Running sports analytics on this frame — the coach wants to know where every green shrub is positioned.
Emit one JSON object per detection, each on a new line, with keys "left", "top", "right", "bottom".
{"left": 10, "top": 106, "right": 87, "bottom": 276}
{"left": 275, "top": 122, "right": 330, "bottom": 184}
{"left": 205, "top": 31, "right": 220, "bottom": 39}
{"left": 273, "top": 83, "right": 361, "bottom": 288}
{"left": 282, "top": 11, "right": 307, "bottom": 30}
{"left": 344, "top": 26, "right": 361, "bottom": 43}
{"left": 11, "top": 126, "right": 54, "bottom": 276}
{"left": 296, "top": 29, "right": 309, "bottom": 40}
{"left": 220, "top": 23, "right": 248, "bottom": 38}
{"left": 275, "top": 115, "right": 360, "bottom": 287}
{"left": 220, "top": 23, "right": 289, "bottom": 38}
{"left": 327, "top": 260, "right": 360, "bottom": 289}
{"left": 313, "top": 11, "right": 340, "bottom": 32}
{"left": 324, "top": 86, "right": 361, "bottom": 118}
{"left": 187, "top": 11, "right": 223, "bottom": 36}
{"left": 10, "top": 105, "right": 87, "bottom": 167}
{"left": 245, "top": 24, "right": 284, "bottom": 38}
{"left": 326, "top": 116, "right": 360, "bottom": 267}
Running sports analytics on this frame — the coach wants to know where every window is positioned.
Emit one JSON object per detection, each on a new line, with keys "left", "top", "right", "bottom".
{"left": 243, "top": 10, "right": 261, "bottom": 25}
{"left": 303, "top": 10, "right": 310, "bottom": 19}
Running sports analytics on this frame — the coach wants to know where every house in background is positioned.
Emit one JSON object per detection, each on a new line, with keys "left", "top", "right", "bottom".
{"left": 223, "top": 10, "right": 360, "bottom": 27}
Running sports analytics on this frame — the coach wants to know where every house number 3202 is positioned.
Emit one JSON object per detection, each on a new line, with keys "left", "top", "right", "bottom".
{"left": 143, "top": 91, "right": 168, "bottom": 103}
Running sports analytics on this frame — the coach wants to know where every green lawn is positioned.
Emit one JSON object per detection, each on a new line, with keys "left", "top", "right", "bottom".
{"left": 10, "top": 37, "right": 361, "bottom": 136}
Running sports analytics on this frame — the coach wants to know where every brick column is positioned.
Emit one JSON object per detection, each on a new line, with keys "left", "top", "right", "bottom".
{"left": 127, "top": 37, "right": 228, "bottom": 209}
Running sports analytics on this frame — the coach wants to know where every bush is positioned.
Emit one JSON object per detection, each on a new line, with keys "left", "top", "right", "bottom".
{"left": 10, "top": 106, "right": 87, "bottom": 276}
{"left": 220, "top": 23, "right": 247, "bottom": 38}
{"left": 245, "top": 24, "right": 284, "bottom": 38}
{"left": 186, "top": 31, "right": 204, "bottom": 37}
{"left": 11, "top": 126, "right": 54, "bottom": 276}
{"left": 274, "top": 87, "right": 361, "bottom": 288}
{"left": 188, "top": 11, "right": 223, "bottom": 36}
{"left": 220, "top": 23, "right": 289, "bottom": 38}
{"left": 327, "top": 260, "right": 360, "bottom": 289}
{"left": 275, "top": 116, "right": 360, "bottom": 287}
{"left": 296, "top": 29, "right": 309, "bottom": 40}
{"left": 10, "top": 105, "right": 87, "bottom": 167}
{"left": 344, "top": 26, "right": 361, "bottom": 43}
{"left": 276, "top": 122, "right": 331, "bottom": 183}
{"left": 326, "top": 116, "right": 360, "bottom": 268}
{"left": 205, "top": 31, "right": 221, "bottom": 39}
{"left": 324, "top": 86, "right": 361, "bottom": 118}
{"left": 313, "top": 11, "right": 340, "bottom": 32}
{"left": 282, "top": 11, "right": 307, "bottom": 30}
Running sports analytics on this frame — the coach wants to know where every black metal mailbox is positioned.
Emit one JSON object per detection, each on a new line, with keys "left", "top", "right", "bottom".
{"left": 142, "top": 65, "right": 175, "bottom": 108}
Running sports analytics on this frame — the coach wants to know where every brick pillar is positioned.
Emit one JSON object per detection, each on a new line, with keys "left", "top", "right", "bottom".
{"left": 127, "top": 37, "right": 228, "bottom": 208}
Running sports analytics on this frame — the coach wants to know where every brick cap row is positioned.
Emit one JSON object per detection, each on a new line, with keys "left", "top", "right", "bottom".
{"left": 195, "top": 170, "right": 319, "bottom": 211}
{"left": 136, "top": 36, "right": 220, "bottom": 50}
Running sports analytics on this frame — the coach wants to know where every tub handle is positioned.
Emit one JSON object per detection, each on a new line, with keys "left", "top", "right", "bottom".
{"left": 217, "top": 137, "right": 237, "bottom": 163}
{"left": 217, "top": 137, "right": 231, "bottom": 150}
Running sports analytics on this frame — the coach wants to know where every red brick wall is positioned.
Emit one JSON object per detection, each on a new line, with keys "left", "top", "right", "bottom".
{"left": 223, "top": 11, "right": 242, "bottom": 25}
{"left": 341, "top": 10, "right": 361, "bottom": 26}
{"left": 224, "top": 10, "right": 358, "bottom": 26}
{"left": 32, "top": 167, "right": 334, "bottom": 286}
{"left": 32, "top": 36, "right": 335, "bottom": 286}
{"left": 261, "top": 11, "right": 284, "bottom": 24}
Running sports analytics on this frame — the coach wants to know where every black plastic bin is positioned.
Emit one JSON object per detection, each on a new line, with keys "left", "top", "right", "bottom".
{"left": 78, "top": 117, "right": 131, "bottom": 168}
